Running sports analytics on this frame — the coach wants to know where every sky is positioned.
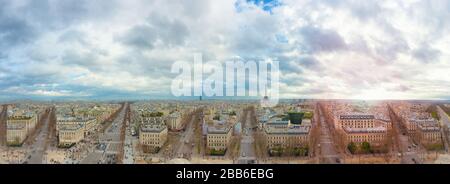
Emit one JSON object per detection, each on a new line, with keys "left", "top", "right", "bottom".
{"left": 0, "top": 0, "right": 449, "bottom": 101}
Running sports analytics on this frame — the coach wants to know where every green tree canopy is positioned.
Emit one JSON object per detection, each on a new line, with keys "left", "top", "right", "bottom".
{"left": 361, "top": 141, "right": 372, "bottom": 154}
{"left": 347, "top": 142, "right": 357, "bottom": 154}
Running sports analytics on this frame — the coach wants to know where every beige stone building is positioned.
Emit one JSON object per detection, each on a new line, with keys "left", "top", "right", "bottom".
{"left": 404, "top": 118, "right": 437, "bottom": 136}
{"left": 139, "top": 123, "right": 168, "bottom": 152}
{"left": 166, "top": 112, "right": 183, "bottom": 131}
{"left": 336, "top": 115, "right": 391, "bottom": 130}
{"left": 7, "top": 115, "right": 37, "bottom": 134}
{"left": 336, "top": 115, "right": 389, "bottom": 146}
{"left": 57, "top": 117, "right": 97, "bottom": 136}
{"left": 416, "top": 120, "right": 442, "bottom": 147}
{"left": 6, "top": 115, "right": 38, "bottom": 146}
{"left": 6, "top": 123, "right": 27, "bottom": 146}
{"left": 58, "top": 124, "right": 84, "bottom": 147}
{"left": 342, "top": 127, "right": 387, "bottom": 146}
{"left": 264, "top": 125, "right": 310, "bottom": 149}
{"left": 206, "top": 125, "right": 232, "bottom": 151}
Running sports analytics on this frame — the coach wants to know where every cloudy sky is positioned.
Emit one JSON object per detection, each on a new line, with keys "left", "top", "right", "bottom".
{"left": 0, "top": 0, "right": 449, "bottom": 101}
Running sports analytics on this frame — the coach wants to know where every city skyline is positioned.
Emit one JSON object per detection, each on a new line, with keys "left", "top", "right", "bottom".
{"left": 2, "top": 98, "right": 450, "bottom": 164}
{"left": 1, "top": 0, "right": 449, "bottom": 101}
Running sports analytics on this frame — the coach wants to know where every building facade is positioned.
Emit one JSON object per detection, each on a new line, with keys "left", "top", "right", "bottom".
{"left": 139, "top": 124, "right": 168, "bottom": 152}
{"left": 6, "top": 123, "right": 27, "bottom": 146}
{"left": 336, "top": 115, "right": 391, "bottom": 130}
{"left": 57, "top": 117, "right": 97, "bottom": 136}
{"left": 264, "top": 123, "right": 310, "bottom": 149}
{"left": 337, "top": 114, "right": 389, "bottom": 146}
{"left": 206, "top": 125, "right": 232, "bottom": 151}
{"left": 58, "top": 124, "right": 84, "bottom": 147}
{"left": 7, "top": 115, "right": 37, "bottom": 134}
{"left": 416, "top": 120, "right": 442, "bottom": 147}
{"left": 342, "top": 127, "right": 387, "bottom": 146}
{"left": 6, "top": 115, "right": 38, "bottom": 146}
{"left": 166, "top": 112, "right": 182, "bottom": 131}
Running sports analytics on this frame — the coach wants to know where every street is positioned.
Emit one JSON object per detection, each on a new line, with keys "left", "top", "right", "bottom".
{"left": 388, "top": 105, "right": 421, "bottom": 164}
{"left": 438, "top": 106, "right": 450, "bottom": 127}
{"left": 123, "top": 119, "right": 135, "bottom": 164}
{"left": 317, "top": 106, "right": 341, "bottom": 164}
{"left": 174, "top": 113, "right": 197, "bottom": 159}
{"left": 437, "top": 106, "right": 449, "bottom": 152}
{"left": 26, "top": 109, "right": 52, "bottom": 164}
{"left": 237, "top": 108, "right": 257, "bottom": 164}
{"left": 82, "top": 103, "right": 128, "bottom": 164}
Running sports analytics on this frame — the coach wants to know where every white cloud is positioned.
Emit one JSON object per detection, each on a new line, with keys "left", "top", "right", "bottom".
{"left": 0, "top": 0, "right": 449, "bottom": 100}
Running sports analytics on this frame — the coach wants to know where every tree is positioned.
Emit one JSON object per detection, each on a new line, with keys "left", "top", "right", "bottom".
{"left": 296, "top": 146, "right": 309, "bottom": 157}
{"left": 269, "top": 146, "right": 283, "bottom": 157}
{"left": 361, "top": 142, "right": 372, "bottom": 154}
{"left": 213, "top": 114, "right": 220, "bottom": 120}
{"left": 303, "top": 111, "right": 313, "bottom": 119}
{"left": 287, "top": 112, "right": 304, "bottom": 124}
{"left": 209, "top": 148, "right": 226, "bottom": 155}
{"left": 347, "top": 142, "right": 357, "bottom": 154}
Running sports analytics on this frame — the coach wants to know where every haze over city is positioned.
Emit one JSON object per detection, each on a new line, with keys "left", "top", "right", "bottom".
{"left": 0, "top": 0, "right": 449, "bottom": 101}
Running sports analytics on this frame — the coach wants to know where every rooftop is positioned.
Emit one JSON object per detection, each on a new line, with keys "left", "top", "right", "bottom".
{"left": 59, "top": 124, "right": 84, "bottom": 131}
{"left": 264, "top": 125, "right": 310, "bottom": 135}
{"left": 7, "top": 115, "right": 34, "bottom": 121}
{"left": 57, "top": 116, "right": 95, "bottom": 123}
{"left": 339, "top": 114, "right": 375, "bottom": 120}
{"left": 343, "top": 126, "right": 386, "bottom": 133}
{"left": 417, "top": 120, "right": 440, "bottom": 132}
{"left": 140, "top": 123, "right": 167, "bottom": 133}
{"left": 207, "top": 125, "right": 231, "bottom": 134}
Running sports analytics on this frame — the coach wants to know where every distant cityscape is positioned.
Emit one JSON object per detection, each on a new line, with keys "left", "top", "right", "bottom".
{"left": 1, "top": 98, "right": 450, "bottom": 164}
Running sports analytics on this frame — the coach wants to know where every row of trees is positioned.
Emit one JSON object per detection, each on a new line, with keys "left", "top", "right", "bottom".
{"left": 0, "top": 105, "right": 7, "bottom": 146}
{"left": 439, "top": 104, "right": 450, "bottom": 116}
{"left": 209, "top": 148, "right": 226, "bottom": 156}
{"left": 426, "top": 105, "right": 440, "bottom": 120}
{"left": 269, "top": 145, "right": 309, "bottom": 157}
{"left": 142, "top": 145, "right": 161, "bottom": 154}
{"left": 318, "top": 102, "right": 346, "bottom": 154}
{"left": 117, "top": 103, "right": 131, "bottom": 163}
{"left": 347, "top": 142, "right": 373, "bottom": 154}
{"left": 141, "top": 111, "right": 164, "bottom": 118}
